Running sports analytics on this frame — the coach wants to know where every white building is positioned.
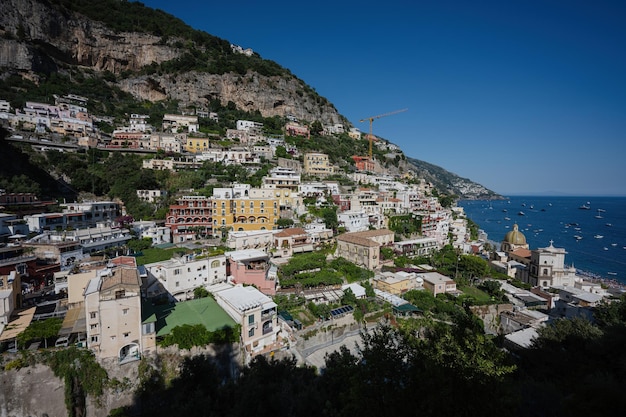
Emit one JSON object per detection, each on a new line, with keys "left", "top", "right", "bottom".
{"left": 213, "top": 284, "right": 280, "bottom": 361}
{"left": 163, "top": 114, "right": 198, "bottom": 133}
{"left": 236, "top": 120, "right": 263, "bottom": 132}
{"left": 129, "top": 114, "right": 151, "bottom": 132}
{"left": 226, "top": 230, "right": 275, "bottom": 252}
{"left": 131, "top": 221, "right": 171, "bottom": 245}
{"left": 337, "top": 211, "right": 370, "bottom": 233}
{"left": 84, "top": 266, "right": 151, "bottom": 362}
{"left": 144, "top": 254, "right": 227, "bottom": 301}
{"left": 137, "top": 189, "right": 167, "bottom": 204}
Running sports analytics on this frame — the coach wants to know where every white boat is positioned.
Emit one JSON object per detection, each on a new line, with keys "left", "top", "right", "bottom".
{"left": 595, "top": 210, "right": 603, "bottom": 219}
{"left": 608, "top": 272, "right": 617, "bottom": 276}
{"left": 574, "top": 235, "right": 583, "bottom": 240}
{"left": 518, "top": 211, "right": 525, "bottom": 216}
{"left": 594, "top": 235, "right": 604, "bottom": 239}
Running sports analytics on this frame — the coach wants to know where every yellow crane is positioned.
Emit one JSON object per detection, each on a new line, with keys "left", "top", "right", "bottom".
{"left": 359, "top": 108, "right": 408, "bottom": 159}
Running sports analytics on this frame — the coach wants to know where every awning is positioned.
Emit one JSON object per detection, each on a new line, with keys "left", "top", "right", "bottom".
{"left": 0, "top": 307, "right": 36, "bottom": 341}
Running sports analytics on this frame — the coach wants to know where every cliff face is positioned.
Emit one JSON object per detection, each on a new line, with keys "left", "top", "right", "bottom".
{"left": 0, "top": 0, "right": 181, "bottom": 73}
{"left": 0, "top": 0, "right": 343, "bottom": 124}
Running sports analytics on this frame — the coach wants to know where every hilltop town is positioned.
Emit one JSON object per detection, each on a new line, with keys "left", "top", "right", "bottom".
{"left": 0, "top": 0, "right": 624, "bottom": 414}
{"left": 1, "top": 92, "right": 622, "bottom": 369}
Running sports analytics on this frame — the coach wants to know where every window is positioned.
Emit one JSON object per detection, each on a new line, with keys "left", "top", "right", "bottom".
{"left": 175, "top": 281, "right": 180, "bottom": 287}
{"left": 90, "top": 312, "right": 97, "bottom": 319}
{"left": 90, "top": 335, "right": 99, "bottom": 343}
{"left": 174, "top": 269, "right": 181, "bottom": 275}
{"left": 248, "top": 328, "right": 255, "bottom": 337}
{"left": 90, "top": 324, "right": 98, "bottom": 330}
{"left": 123, "top": 332, "right": 130, "bottom": 338}
{"left": 123, "top": 308, "right": 129, "bottom": 315}
{"left": 248, "top": 314, "right": 255, "bottom": 325}
{"left": 115, "top": 289, "right": 125, "bottom": 299}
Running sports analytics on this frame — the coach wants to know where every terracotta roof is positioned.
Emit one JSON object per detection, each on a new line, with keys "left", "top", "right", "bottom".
{"left": 511, "top": 248, "right": 532, "bottom": 258}
{"left": 345, "top": 229, "right": 394, "bottom": 239}
{"left": 110, "top": 256, "right": 138, "bottom": 267}
{"left": 336, "top": 234, "right": 379, "bottom": 247}
{"left": 101, "top": 266, "right": 141, "bottom": 291}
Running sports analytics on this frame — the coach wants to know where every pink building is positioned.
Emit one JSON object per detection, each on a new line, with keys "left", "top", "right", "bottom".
{"left": 225, "top": 249, "right": 276, "bottom": 295}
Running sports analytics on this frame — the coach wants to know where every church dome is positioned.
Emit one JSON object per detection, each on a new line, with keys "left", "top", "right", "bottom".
{"left": 504, "top": 224, "right": 527, "bottom": 245}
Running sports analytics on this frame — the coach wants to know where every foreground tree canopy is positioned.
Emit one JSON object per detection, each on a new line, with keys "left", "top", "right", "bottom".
{"left": 111, "top": 295, "right": 626, "bottom": 417}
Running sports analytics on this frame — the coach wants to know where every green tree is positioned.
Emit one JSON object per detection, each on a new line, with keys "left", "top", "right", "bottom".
{"left": 17, "top": 317, "right": 63, "bottom": 348}
{"left": 193, "top": 286, "right": 210, "bottom": 299}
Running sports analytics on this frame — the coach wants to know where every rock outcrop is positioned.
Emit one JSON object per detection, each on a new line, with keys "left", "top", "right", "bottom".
{"left": 0, "top": 0, "right": 343, "bottom": 124}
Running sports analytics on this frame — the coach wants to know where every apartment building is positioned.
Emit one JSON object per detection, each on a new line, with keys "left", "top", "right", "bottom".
{"left": 165, "top": 196, "right": 213, "bottom": 242}
{"left": 144, "top": 253, "right": 227, "bottom": 300}
{"left": 163, "top": 114, "right": 198, "bottom": 133}
{"left": 185, "top": 137, "right": 210, "bottom": 153}
{"left": 84, "top": 266, "right": 153, "bottom": 362}
{"left": 225, "top": 249, "right": 276, "bottom": 295}
{"left": 214, "top": 284, "right": 280, "bottom": 361}
{"left": 273, "top": 227, "right": 314, "bottom": 259}
{"left": 136, "top": 189, "right": 167, "bottom": 204}
{"left": 303, "top": 152, "right": 334, "bottom": 177}
{"left": 420, "top": 272, "right": 458, "bottom": 297}
{"left": 335, "top": 229, "right": 395, "bottom": 271}
{"left": 211, "top": 184, "right": 280, "bottom": 238}
{"left": 226, "top": 230, "right": 275, "bottom": 252}
{"left": 131, "top": 221, "right": 171, "bottom": 245}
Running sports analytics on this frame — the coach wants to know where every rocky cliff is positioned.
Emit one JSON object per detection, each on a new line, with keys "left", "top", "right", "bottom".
{"left": 0, "top": 0, "right": 343, "bottom": 124}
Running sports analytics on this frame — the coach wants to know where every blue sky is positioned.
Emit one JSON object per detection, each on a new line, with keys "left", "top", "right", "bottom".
{"left": 140, "top": 0, "right": 626, "bottom": 197}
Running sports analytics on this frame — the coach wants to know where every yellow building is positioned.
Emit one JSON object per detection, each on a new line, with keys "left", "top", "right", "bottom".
{"left": 304, "top": 152, "right": 334, "bottom": 177}
{"left": 185, "top": 136, "right": 210, "bottom": 153}
{"left": 212, "top": 185, "right": 280, "bottom": 237}
{"left": 185, "top": 137, "right": 209, "bottom": 153}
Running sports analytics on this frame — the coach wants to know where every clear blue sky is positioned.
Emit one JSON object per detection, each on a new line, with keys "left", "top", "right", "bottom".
{"left": 141, "top": 0, "right": 626, "bottom": 197}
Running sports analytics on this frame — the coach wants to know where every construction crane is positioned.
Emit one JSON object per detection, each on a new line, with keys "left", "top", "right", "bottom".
{"left": 359, "top": 108, "right": 408, "bottom": 159}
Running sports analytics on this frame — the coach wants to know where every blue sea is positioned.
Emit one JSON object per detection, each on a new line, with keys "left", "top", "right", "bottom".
{"left": 458, "top": 196, "right": 626, "bottom": 285}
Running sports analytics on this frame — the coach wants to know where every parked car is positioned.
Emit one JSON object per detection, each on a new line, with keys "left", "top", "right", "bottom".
{"left": 55, "top": 336, "right": 70, "bottom": 348}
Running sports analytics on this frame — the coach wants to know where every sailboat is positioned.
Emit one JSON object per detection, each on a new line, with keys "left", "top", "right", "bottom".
{"left": 595, "top": 209, "right": 603, "bottom": 219}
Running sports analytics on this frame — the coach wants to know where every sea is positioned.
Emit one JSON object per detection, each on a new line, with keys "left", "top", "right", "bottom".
{"left": 458, "top": 196, "right": 626, "bottom": 286}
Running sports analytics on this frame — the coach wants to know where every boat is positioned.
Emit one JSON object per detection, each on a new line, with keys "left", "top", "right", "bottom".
{"left": 579, "top": 204, "right": 591, "bottom": 210}
{"left": 595, "top": 209, "right": 603, "bottom": 219}
{"left": 594, "top": 235, "right": 604, "bottom": 239}
{"left": 598, "top": 208, "right": 606, "bottom": 212}
{"left": 574, "top": 235, "right": 583, "bottom": 240}
{"left": 504, "top": 217, "right": 511, "bottom": 221}
{"left": 606, "top": 223, "right": 613, "bottom": 227}
{"left": 604, "top": 247, "right": 609, "bottom": 251}
{"left": 607, "top": 272, "right": 617, "bottom": 276}
{"left": 502, "top": 209, "right": 507, "bottom": 213}
{"left": 517, "top": 211, "right": 525, "bottom": 216}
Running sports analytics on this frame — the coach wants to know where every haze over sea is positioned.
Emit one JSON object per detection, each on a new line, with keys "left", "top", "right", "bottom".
{"left": 459, "top": 196, "right": 626, "bottom": 285}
